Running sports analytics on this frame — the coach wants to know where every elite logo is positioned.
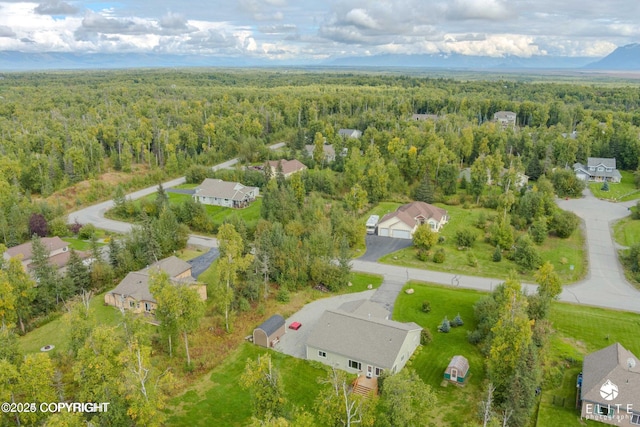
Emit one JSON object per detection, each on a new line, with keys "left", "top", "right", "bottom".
{"left": 600, "top": 380, "right": 619, "bottom": 401}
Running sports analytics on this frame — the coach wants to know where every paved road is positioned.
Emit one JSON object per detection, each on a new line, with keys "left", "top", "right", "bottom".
{"left": 352, "top": 189, "right": 640, "bottom": 314}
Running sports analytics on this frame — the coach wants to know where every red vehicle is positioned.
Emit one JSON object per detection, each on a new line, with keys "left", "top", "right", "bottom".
{"left": 289, "top": 321, "right": 302, "bottom": 330}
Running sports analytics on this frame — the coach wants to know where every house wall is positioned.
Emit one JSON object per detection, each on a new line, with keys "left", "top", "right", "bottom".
{"left": 196, "top": 196, "right": 233, "bottom": 207}
{"left": 377, "top": 219, "right": 414, "bottom": 239}
{"left": 104, "top": 294, "right": 157, "bottom": 314}
{"left": 390, "top": 329, "right": 421, "bottom": 373}
{"left": 253, "top": 329, "right": 269, "bottom": 348}
{"left": 306, "top": 345, "right": 390, "bottom": 375}
{"left": 175, "top": 270, "right": 192, "bottom": 280}
{"left": 191, "top": 284, "right": 208, "bottom": 300}
{"left": 580, "top": 400, "right": 637, "bottom": 426}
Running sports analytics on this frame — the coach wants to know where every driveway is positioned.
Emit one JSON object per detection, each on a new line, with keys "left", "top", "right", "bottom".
{"left": 359, "top": 235, "right": 413, "bottom": 262}
{"left": 275, "top": 290, "right": 376, "bottom": 359}
{"left": 187, "top": 248, "right": 219, "bottom": 279}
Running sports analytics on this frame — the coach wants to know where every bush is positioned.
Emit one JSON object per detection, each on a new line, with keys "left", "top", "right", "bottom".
{"left": 550, "top": 210, "right": 579, "bottom": 238}
{"left": 492, "top": 245, "right": 502, "bottom": 262}
{"left": 529, "top": 217, "right": 548, "bottom": 245}
{"left": 276, "top": 288, "right": 290, "bottom": 303}
{"left": 439, "top": 317, "right": 451, "bottom": 333}
{"left": 512, "top": 235, "right": 542, "bottom": 270}
{"left": 550, "top": 169, "right": 585, "bottom": 198}
{"left": 416, "top": 249, "right": 430, "bottom": 261}
{"left": 452, "top": 313, "right": 464, "bottom": 327}
{"left": 601, "top": 181, "right": 609, "bottom": 191}
{"left": 413, "top": 224, "right": 438, "bottom": 251}
{"left": 455, "top": 227, "right": 477, "bottom": 248}
{"left": 49, "top": 217, "right": 70, "bottom": 237}
{"left": 420, "top": 328, "right": 433, "bottom": 345}
{"left": 421, "top": 301, "right": 431, "bottom": 313}
{"left": 78, "top": 223, "right": 97, "bottom": 240}
{"left": 433, "top": 248, "right": 446, "bottom": 263}
{"left": 466, "top": 251, "right": 478, "bottom": 267}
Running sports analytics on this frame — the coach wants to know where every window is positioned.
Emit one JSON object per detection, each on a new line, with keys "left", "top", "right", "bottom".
{"left": 375, "top": 367, "right": 384, "bottom": 376}
{"left": 144, "top": 302, "right": 152, "bottom": 312}
{"left": 598, "top": 167, "right": 604, "bottom": 171}
{"left": 129, "top": 301, "right": 136, "bottom": 308}
{"left": 631, "top": 414, "right": 640, "bottom": 425}
{"left": 348, "top": 360, "right": 361, "bottom": 370}
{"left": 318, "top": 351, "right": 327, "bottom": 358}
{"left": 595, "top": 404, "right": 611, "bottom": 417}
{"left": 401, "top": 354, "right": 405, "bottom": 361}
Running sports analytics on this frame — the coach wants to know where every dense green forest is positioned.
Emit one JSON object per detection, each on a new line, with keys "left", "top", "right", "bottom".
{"left": 2, "top": 69, "right": 640, "bottom": 426}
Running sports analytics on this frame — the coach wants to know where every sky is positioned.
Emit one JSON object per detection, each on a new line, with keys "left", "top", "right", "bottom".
{"left": 0, "top": 0, "right": 638, "bottom": 61}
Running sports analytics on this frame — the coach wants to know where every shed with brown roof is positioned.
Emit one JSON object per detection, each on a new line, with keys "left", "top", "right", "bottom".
{"left": 266, "top": 159, "right": 307, "bottom": 178}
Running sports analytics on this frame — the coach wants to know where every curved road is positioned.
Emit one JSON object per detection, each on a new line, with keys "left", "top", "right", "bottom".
{"left": 68, "top": 143, "right": 285, "bottom": 248}
{"left": 70, "top": 157, "right": 640, "bottom": 314}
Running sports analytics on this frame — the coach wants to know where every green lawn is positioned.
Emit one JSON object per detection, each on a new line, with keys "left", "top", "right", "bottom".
{"left": 394, "top": 282, "right": 640, "bottom": 427}
{"left": 613, "top": 216, "right": 640, "bottom": 247}
{"left": 589, "top": 171, "right": 640, "bottom": 201}
{"left": 165, "top": 343, "right": 327, "bottom": 426}
{"left": 343, "top": 272, "right": 383, "bottom": 293}
{"left": 18, "top": 292, "right": 122, "bottom": 355}
{"left": 379, "top": 204, "right": 585, "bottom": 283}
{"left": 393, "top": 282, "right": 487, "bottom": 426}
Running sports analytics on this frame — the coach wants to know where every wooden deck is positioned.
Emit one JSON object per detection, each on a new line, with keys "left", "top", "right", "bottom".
{"left": 352, "top": 374, "right": 378, "bottom": 397}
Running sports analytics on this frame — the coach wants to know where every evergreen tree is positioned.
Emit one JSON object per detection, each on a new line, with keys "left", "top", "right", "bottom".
{"left": 66, "top": 248, "right": 91, "bottom": 294}
{"left": 415, "top": 175, "right": 435, "bottom": 203}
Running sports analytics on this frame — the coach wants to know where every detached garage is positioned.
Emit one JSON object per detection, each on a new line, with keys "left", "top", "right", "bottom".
{"left": 253, "top": 314, "right": 286, "bottom": 348}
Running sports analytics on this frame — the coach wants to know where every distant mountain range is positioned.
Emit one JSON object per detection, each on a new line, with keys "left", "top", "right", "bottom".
{"left": 584, "top": 43, "right": 640, "bottom": 70}
{"left": 0, "top": 44, "right": 638, "bottom": 71}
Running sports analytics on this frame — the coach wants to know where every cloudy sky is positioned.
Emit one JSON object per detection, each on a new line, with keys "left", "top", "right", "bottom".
{"left": 0, "top": 0, "right": 638, "bottom": 60}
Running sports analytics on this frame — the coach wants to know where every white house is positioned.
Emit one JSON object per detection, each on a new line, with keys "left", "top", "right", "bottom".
{"left": 338, "top": 129, "right": 363, "bottom": 139}
{"left": 493, "top": 111, "right": 517, "bottom": 128}
{"left": 192, "top": 178, "right": 259, "bottom": 208}
{"left": 377, "top": 201, "right": 448, "bottom": 239}
{"left": 306, "top": 300, "right": 422, "bottom": 377}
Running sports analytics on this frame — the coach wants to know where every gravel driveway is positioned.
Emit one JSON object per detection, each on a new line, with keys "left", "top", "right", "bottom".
{"left": 275, "top": 290, "right": 376, "bottom": 359}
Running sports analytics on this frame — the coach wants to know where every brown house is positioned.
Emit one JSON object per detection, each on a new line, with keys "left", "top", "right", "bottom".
{"left": 3, "top": 236, "right": 89, "bottom": 273}
{"left": 377, "top": 201, "right": 448, "bottom": 239}
{"left": 265, "top": 159, "right": 307, "bottom": 178}
{"left": 253, "top": 314, "right": 286, "bottom": 348}
{"left": 104, "top": 256, "right": 207, "bottom": 314}
{"left": 579, "top": 343, "right": 640, "bottom": 426}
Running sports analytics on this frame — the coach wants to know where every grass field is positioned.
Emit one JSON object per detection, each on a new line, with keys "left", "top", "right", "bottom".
{"left": 165, "top": 343, "right": 328, "bottom": 426}
{"left": 379, "top": 204, "right": 585, "bottom": 283}
{"left": 393, "top": 282, "right": 487, "bottom": 426}
{"left": 18, "top": 292, "right": 123, "bottom": 355}
{"left": 613, "top": 215, "right": 640, "bottom": 247}
{"left": 589, "top": 171, "right": 640, "bottom": 201}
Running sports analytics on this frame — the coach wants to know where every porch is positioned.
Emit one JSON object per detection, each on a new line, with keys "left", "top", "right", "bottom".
{"left": 352, "top": 374, "right": 378, "bottom": 397}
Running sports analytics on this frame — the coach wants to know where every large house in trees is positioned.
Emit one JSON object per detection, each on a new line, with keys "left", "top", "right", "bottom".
{"left": 104, "top": 256, "right": 207, "bottom": 314}
{"left": 3, "top": 236, "right": 89, "bottom": 273}
{"left": 377, "top": 201, "right": 448, "bottom": 239}
{"left": 574, "top": 158, "right": 622, "bottom": 183}
{"left": 265, "top": 159, "right": 307, "bottom": 178}
{"left": 193, "top": 178, "right": 259, "bottom": 208}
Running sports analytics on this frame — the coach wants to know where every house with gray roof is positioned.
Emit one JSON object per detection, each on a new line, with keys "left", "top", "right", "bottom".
{"left": 104, "top": 256, "right": 206, "bottom": 314}
{"left": 493, "top": 111, "right": 517, "bottom": 128}
{"left": 579, "top": 342, "right": 640, "bottom": 426}
{"left": 193, "top": 178, "right": 259, "bottom": 208}
{"left": 265, "top": 159, "right": 307, "bottom": 178}
{"left": 574, "top": 158, "right": 622, "bottom": 183}
{"left": 338, "top": 129, "right": 363, "bottom": 139}
{"left": 304, "top": 143, "right": 336, "bottom": 162}
{"left": 306, "top": 303, "right": 421, "bottom": 378}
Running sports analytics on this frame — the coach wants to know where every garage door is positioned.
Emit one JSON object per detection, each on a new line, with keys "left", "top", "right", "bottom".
{"left": 391, "top": 229, "right": 411, "bottom": 239}
{"left": 378, "top": 228, "right": 389, "bottom": 237}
